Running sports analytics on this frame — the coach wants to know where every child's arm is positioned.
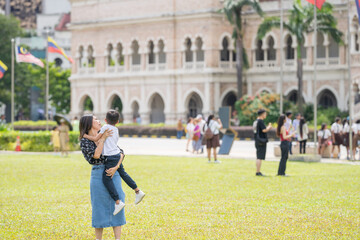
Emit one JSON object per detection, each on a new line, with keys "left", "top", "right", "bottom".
{"left": 84, "top": 132, "right": 103, "bottom": 142}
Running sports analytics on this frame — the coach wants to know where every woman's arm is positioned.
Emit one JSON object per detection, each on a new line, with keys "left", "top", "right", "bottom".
{"left": 93, "top": 129, "right": 112, "bottom": 159}
{"left": 281, "top": 126, "right": 295, "bottom": 140}
{"left": 84, "top": 132, "right": 103, "bottom": 142}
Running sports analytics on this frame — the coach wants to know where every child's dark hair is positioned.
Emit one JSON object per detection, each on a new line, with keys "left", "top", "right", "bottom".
{"left": 276, "top": 114, "right": 286, "bottom": 137}
{"left": 106, "top": 110, "right": 120, "bottom": 125}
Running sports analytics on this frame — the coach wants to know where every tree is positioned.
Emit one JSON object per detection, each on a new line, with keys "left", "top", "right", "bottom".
{"left": 257, "top": 0, "right": 343, "bottom": 113}
{"left": 222, "top": 0, "right": 264, "bottom": 99}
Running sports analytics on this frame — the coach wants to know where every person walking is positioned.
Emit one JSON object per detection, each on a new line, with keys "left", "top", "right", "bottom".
{"left": 292, "top": 113, "right": 301, "bottom": 148}
{"left": 192, "top": 119, "right": 202, "bottom": 154}
{"left": 58, "top": 119, "right": 70, "bottom": 157}
{"left": 196, "top": 114, "right": 206, "bottom": 154}
{"left": 297, "top": 117, "right": 308, "bottom": 154}
{"left": 185, "top": 118, "right": 194, "bottom": 152}
{"left": 331, "top": 117, "right": 343, "bottom": 158}
{"left": 351, "top": 120, "right": 359, "bottom": 160}
{"left": 51, "top": 126, "right": 61, "bottom": 155}
{"left": 253, "top": 109, "right": 272, "bottom": 176}
{"left": 204, "top": 115, "right": 222, "bottom": 163}
{"left": 176, "top": 119, "right": 184, "bottom": 139}
{"left": 318, "top": 123, "right": 331, "bottom": 156}
{"left": 277, "top": 114, "right": 296, "bottom": 176}
{"left": 284, "top": 111, "right": 293, "bottom": 155}
{"left": 342, "top": 118, "right": 350, "bottom": 160}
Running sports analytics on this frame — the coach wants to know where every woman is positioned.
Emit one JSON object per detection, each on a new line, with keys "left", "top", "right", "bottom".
{"left": 318, "top": 123, "right": 331, "bottom": 156}
{"left": 204, "top": 115, "right": 222, "bottom": 163}
{"left": 58, "top": 119, "right": 70, "bottom": 157}
{"left": 185, "top": 117, "right": 194, "bottom": 152}
{"left": 342, "top": 118, "right": 350, "bottom": 160}
{"left": 277, "top": 114, "right": 295, "bottom": 176}
{"left": 297, "top": 117, "right": 308, "bottom": 154}
{"left": 176, "top": 119, "right": 184, "bottom": 139}
{"left": 192, "top": 119, "right": 201, "bottom": 154}
{"left": 351, "top": 120, "right": 359, "bottom": 160}
{"left": 79, "top": 115, "right": 126, "bottom": 240}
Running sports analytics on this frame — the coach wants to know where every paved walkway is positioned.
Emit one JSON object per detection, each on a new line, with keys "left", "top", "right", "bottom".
{"left": 2, "top": 138, "right": 359, "bottom": 165}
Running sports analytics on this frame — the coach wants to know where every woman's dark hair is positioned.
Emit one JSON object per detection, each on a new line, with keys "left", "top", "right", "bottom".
{"left": 276, "top": 114, "right": 286, "bottom": 137}
{"left": 79, "top": 115, "right": 93, "bottom": 139}
{"left": 299, "top": 117, "right": 306, "bottom": 138}
{"left": 207, "top": 115, "right": 214, "bottom": 126}
{"left": 321, "top": 123, "right": 326, "bottom": 131}
{"left": 342, "top": 118, "right": 348, "bottom": 127}
{"left": 187, "top": 117, "right": 192, "bottom": 124}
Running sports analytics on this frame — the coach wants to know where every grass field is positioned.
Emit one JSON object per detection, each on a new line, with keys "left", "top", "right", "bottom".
{"left": 0, "top": 154, "right": 359, "bottom": 239}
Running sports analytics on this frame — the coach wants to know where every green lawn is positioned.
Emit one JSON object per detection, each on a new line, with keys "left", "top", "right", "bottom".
{"left": 0, "top": 154, "right": 359, "bottom": 239}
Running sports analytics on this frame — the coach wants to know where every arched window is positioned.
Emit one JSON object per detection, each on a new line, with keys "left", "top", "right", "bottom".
{"left": 83, "top": 96, "right": 94, "bottom": 111}
{"left": 131, "top": 40, "right": 141, "bottom": 65}
{"left": 150, "top": 94, "right": 165, "bottom": 123}
{"left": 317, "top": 33, "right": 326, "bottom": 58}
{"left": 116, "top": 43, "right": 124, "bottom": 66}
{"left": 267, "top": 36, "right": 276, "bottom": 60}
{"left": 107, "top": 43, "right": 114, "bottom": 66}
{"left": 328, "top": 36, "right": 339, "bottom": 58}
{"left": 220, "top": 37, "right": 230, "bottom": 61}
{"left": 158, "top": 40, "right": 166, "bottom": 64}
{"left": 187, "top": 93, "right": 203, "bottom": 118}
{"left": 318, "top": 89, "right": 337, "bottom": 108}
{"left": 78, "top": 46, "right": 84, "bottom": 68}
{"left": 185, "top": 38, "right": 193, "bottom": 62}
{"left": 148, "top": 41, "right": 155, "bottom": 64}
{"left": 286, "top": 35, "right": 294, "bottom": 60}
{"left": 195, "top": 37, "right": 204, "bottom": 62}
{"left": 87, "top": 45, "right": 95, "bottom": 67}
{"left": 255, "top": 39, "right": 264, "bottom": 61}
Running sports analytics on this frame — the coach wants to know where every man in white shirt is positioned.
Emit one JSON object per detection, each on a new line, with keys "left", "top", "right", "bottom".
{"left": 196, "top": 114, "right": 206, "bottom": 153}
{"left": 331, "top": 117, "right": 342, "bottom": 158}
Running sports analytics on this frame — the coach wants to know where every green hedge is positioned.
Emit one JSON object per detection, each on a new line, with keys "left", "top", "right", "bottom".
{"left": 13, "top": 121, "right": 58, "bottom": 127}
{"left": 0, "top": 131, "right": 80, "bottom": 152}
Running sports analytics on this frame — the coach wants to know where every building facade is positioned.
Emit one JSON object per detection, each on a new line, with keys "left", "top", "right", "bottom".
{"left": 69, "top": 0, "right": 360, "bottom": 124}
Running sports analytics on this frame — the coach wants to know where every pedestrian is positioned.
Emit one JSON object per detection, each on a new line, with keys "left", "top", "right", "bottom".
{"left": 192, "top": 119, "right": 202, "bottom": 154}
{"left": 0, "top": 115, "right": 6, "bottom": 125}
{"left": 318, "top": 123, "right": 331, "bottom": 156}
{"left": 331, "top": 117, "right": 342, "bottom": 158}
{"left": 297, "top": 117, "right": 308, "bottom": 154}
{"left": 58, "top": 119, "right": 70, "bottom": 157}
{"left": 185, "top": 117, "right": 194, "bottom": 152}
{"left": 72, "top": 116, "right": 80, "bottom": 132}
{"left": 277, "top": 114, "right": 296, "bottom": 176}
{"left": 342, "top": 118, "right": 350, "bottom": 160}
{"left": 253, "top": 109, "right": 272, "bottom": 176}
{"left": 284, "top": 111, "right": 293, "bottom": 155}
{"left": 51, "top": 126, "right": 61, "bottom": 154}
{"left": 292, "top": 113, "right": 301, "bottom": 146}
{"left": 351, "top": 120, "right": 359, "bottom": 160}
{"left": 196, "top": 114, "right": 206, "bottom": 153}
{"left": 204, "top": 115, "right": 222, "bottom": 163}
{"left": 176, "top": 119, "right": 184, "bottom": 139}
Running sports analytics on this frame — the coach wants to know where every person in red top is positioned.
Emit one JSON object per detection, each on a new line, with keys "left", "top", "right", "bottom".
{"left": 276, "top": 114, "right": 296, "bottom": 176}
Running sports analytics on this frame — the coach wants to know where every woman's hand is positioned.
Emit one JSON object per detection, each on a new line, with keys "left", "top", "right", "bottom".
{"left": 106, "top": 165, "right": 119, "bottom": 178}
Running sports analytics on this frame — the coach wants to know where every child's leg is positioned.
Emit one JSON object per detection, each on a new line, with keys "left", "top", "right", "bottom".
{"left": 117, "top": 164, "right": 138, "bottom": 191}
{"left": 103, "top": 159, "right": 120, "bottom": 202}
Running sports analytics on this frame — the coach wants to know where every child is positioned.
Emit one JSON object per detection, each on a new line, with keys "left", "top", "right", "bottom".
{"left": 84, "top": 110, "right": 145, "bottom": 215}
{"left": 51, "top": 126, "right": 60, "bottom": 154}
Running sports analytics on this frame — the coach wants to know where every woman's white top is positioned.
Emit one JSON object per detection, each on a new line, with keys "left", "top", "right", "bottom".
{"left": 318, "top": 129, "right": 331, "bottom": 139}
{"left": 296, "top": 124, "right": 309, "bottom": 141}
{"left": 331, "top": 122, "right": 342, "bottom": 134}
{"left": 352, "top": 123, "right": 358, "bottom": 134}
{"left": 205, "top": 120, "right": 221, "bottom": 135}
{"left": 186, "top": 123, "right": 195, "bottom": 134}
{"left": 343, "top": 123, "right": 350, "bottom": 133}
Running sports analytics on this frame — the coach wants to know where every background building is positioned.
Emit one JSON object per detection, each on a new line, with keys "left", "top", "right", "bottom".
{"left": 69, "top": 0, "right": 359, "bottom": 124}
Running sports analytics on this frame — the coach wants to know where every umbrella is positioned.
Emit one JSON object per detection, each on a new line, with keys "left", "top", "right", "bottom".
{"left": 54, "top": 114, "right": 73, "bottom": 131}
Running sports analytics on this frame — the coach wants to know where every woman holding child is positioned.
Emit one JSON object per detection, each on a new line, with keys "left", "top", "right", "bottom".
{"left": 79, "top": 114, "right": 125, "bottom": 240}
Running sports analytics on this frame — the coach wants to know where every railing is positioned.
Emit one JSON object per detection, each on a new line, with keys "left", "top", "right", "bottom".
{"left": 79, "top": 68, "right": 87, "bottom": 74}
{"left": 158, "top": 63, "right": 166, "bottom": 70}
{"left": 117, "top": 65, "right": 125, "bottom": 72}
{"left": 254, "top": 60, "right": 277, "bottom": 68}
{"left": 329, "top": 57, "right": 339, "bottom": 65}
{"left": 106, "top": 66, "right": 116, "bottom": 73}
{"left": 195, "top": 62, "right": 205, "bottom": 69}
{"left": 88, "top": 67, "right": 95, "bottom": 74}
{"left": 285, "top": 59, "right": 295, "bottom": 66}
{"left": 220, "top": 61, "right": 231, "bottom": 69}
{"left": 316, "top": 58, "right": 326, "bottom": 65}
{"left": 184, "top": 62, "right": 193, "bottom": 69}
{"left": 148, "top": 64, "right": 156, "bottom": 71}
{"left": 131, "top": 65, "right": 141, "bottom": 72}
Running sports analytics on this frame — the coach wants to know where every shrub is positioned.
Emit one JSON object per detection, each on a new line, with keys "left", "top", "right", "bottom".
{"left": 0, "top": 131, "right": 80, "bottom": 152}
{"left": 13, "top": 121, "right": 58, "bottom": 127}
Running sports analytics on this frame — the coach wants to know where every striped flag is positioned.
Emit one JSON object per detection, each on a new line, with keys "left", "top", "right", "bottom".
{"left": 356, "top": 0, "right": 360, "bottom": 24}
{"left": 0, "top": 60, "right": 8, "bottom": 79}
{"left": 48, "top": 37, "right": 74, "bottom": 63}
{"left": 15, "top": 46, "right": 44, "bottom": 68}
{"left": 306, "top": 0, "right": 326, "bottom": 9}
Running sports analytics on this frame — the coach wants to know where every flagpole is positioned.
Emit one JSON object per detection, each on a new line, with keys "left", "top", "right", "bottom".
{"left": 11, "top": 38, "right": 14, "bottom": 130}
{"left": 279, "top": 0, "right": 284, "bottom": 114}
{"left": 313, "top": 1, "right": 318, "bottom": 152}
{"left": 348, "top": 0, "right": 353, "bottom": 161}
{"left": 45, "top": 29, "right": 49, "bottom": 131}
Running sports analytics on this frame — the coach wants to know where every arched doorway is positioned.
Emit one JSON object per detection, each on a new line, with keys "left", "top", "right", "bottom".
{"left": 318, "top": 89, "right": 337, "bottom": 108}
{"left": 109, "top": 95, "right": 123, "bottom": 122}
{"left": 222, "top": 91, "right": 237, "bottom": 110}
{"left": 286, "top": 90, "right": 305, "bottom": 104}
{"left": 81, "top": 95, "right": 94, "bottom": 114}
{"left": 150, "top": 94, "right": 165, "bottom": 123}
{"left": 131, "top": 101, "right": 140, "bottom": 122}
{"left": 187, "top": 93, "right": 203, "bottom": 118}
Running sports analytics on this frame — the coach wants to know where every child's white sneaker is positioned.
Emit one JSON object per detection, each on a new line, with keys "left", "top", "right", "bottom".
{"left": 135, "top": 190, "right": 145, "bottom": 205}
{"left": 113, "top": 201, "right": 125, "bottom": 215}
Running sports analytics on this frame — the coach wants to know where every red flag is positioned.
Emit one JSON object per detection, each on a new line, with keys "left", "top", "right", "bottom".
{"left": 306, "top": 0, "right": 326, "bottom": 9}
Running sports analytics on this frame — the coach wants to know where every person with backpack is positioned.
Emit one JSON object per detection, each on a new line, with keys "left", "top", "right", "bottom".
{"left": 203, "top": 115, "right": 222, "bottom": 163}
{"left": 253, "top": 109, "right": 272, "bottom": 176}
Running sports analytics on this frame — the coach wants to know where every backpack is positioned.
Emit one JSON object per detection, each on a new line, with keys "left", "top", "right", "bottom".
{"left": 204, "top": 122, "right": 214, "bottom": 140}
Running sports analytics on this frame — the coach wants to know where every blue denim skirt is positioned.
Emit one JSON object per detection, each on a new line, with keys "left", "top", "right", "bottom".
{"left": 90, "top": 165, "right": 126, "bottom": 228}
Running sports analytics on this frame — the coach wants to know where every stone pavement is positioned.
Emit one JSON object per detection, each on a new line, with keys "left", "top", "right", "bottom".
{"left": 1, "top": 138, "right": 360, "bottom": 165}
